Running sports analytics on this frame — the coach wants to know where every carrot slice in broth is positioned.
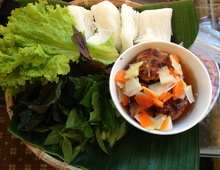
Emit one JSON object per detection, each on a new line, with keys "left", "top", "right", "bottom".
{"left": 115, "top": 70, "right": 128, "bottom": 83}
{"left": 136, "top": 107, "right": 154, "bottom": 127}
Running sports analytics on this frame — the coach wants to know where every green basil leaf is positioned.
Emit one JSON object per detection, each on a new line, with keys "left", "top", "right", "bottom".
{"left": 71, "top": 139, "right": 88, "bottom": 161}
{"left": 80, "top": 83, "right": 99, "bottom": 108}
{"left": 108, "top": 131, "right": 117, "bottom": 148}
{"left": 100, "top": 98, "right": 118, "bottom": 132}
{"left": 95, "top": 127, "right": 109, "bottom": 154}
{"left": 70, "top": 76, "right": 92, "bottom": 101}
{"left": 108, "top": 121, "right": 130, "bottom": 148}
{"left": 70, "top": 75, "right": 108, "bottom": 102}
{"left": 62, "top": 131, "right": 83, "bottom": 141}
{"left": 62, "top": 136, "right": 73, "bottom": 163}
{"left": 65, "top": 108, "right": 85, "bottom": 130}
{"left": 83, "top": 124, "right": 94, "bottom": 138}
{"left": 116, "top": 121, "right": 130, "bottom": 141}
{"left": 89, "top": 92, "right": 101, "bottom": 122}
{"left": 44, "top": 125, "right": 63, "bottom": 145}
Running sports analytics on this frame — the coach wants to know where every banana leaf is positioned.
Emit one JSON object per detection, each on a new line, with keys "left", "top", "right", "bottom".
{"left": 8, "top": 114, "right": 199, "bottom": 170}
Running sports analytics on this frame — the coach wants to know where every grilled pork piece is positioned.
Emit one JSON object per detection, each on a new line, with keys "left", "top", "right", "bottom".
{"left": 156, "top": 97, "right": 188, "bottom": 120}
{"left": 134, "top": 48, "right": 172, "bottom": 82}
{"left": 129, "top": 97, "right": 188, "bottom": 121}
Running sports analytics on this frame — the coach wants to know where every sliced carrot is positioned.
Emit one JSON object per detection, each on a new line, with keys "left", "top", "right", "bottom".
{"left": 122, "top": 94, "right": 129, "bottom": 106}
{"left": 134, "top": 95, "right": 154, "bottom": 108}
{"left": 142, "top": 87, "right": 158, "bottom": 100}
{"left": 172, "top": 54, "right": 180, "bottom": 63}
{"left": 159, "top": 92, "right": 173, "bottom": 103}
{"left": 153, "top": 99, "right": 164, "bottom": 108}
{"left": 172, "top": 80, "right": 184, "bottom": 100}
{"left": 169, "top": 67, "right": 180, "bottom": 78}
{"left": 169, "top": 67, "right": 175, "bottom": 76}
{"left": 136, "top": 107, "right": 154, "bottom": 127}
{"left": 114, "top": 70, "right": 128, "bottom": 83}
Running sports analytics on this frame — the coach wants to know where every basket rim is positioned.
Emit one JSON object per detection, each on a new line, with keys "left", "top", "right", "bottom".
{"left": 69, "top": 0, "right": 142, "bottom": 7}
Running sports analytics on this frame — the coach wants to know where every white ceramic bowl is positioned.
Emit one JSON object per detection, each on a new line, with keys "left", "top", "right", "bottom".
{"left": 109, "top": 41, "right": 212, "bottom": 135}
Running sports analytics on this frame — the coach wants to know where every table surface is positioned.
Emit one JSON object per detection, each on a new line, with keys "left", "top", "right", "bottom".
{"left": 0, "top": 0, "right": 220, "bottom": 168}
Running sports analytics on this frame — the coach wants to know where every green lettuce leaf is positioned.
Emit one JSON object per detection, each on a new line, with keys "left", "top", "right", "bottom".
{"left": 0, "top": 0, "right": 80, "bottom": 95}
{"left": 87, "top": 35, "right": 119, "bottom": 65}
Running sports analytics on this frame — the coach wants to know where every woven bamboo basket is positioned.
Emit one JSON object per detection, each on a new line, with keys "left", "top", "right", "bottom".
{"left": 5, "top": 0, "right": 142, "bottom": 169}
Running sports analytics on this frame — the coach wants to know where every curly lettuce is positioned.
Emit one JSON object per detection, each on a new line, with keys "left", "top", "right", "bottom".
{"left": 0, "top": 0, "right": 81, "bottom": 95}
{"left": 0, "top": 1, "right": 119, "bottom": 95}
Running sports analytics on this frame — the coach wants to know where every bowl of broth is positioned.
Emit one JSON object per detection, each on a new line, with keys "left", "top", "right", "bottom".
{"left": 109, "top": 41, "right": 212, "bottom": 135}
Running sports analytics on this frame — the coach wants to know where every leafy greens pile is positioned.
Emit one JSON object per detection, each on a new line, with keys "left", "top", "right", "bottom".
{"left": 12, "top": 69, "right": 129, "bottom": 163}
{"left": 0, "top": 0, "right": 118, "bottom": 96}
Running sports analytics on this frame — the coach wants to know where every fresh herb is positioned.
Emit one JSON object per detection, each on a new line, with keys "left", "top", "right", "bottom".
{"left": 44, "top": 125, "right": 64, "bottom": 145}
{"left": 11, "top": 73, "right": 130, "bottom": 163}
{"left": 62, "top": 136, "right": 73, "bottom": 163}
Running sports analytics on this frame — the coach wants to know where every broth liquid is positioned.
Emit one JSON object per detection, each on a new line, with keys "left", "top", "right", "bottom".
{"left": 173, "top": 61, "right": 198, "bottom": 123}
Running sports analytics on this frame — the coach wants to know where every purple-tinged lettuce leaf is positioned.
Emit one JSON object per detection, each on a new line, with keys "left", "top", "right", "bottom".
{"left": 71, "top": 26, "right": 93, "bottom": 61}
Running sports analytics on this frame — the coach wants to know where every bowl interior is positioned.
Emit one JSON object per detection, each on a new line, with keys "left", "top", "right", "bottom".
{"left": 110, "top": 41, "right": 212, "bottom": 135}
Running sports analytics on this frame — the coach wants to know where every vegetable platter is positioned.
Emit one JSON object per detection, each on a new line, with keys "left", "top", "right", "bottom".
{"left": 1, "top": 0, "right": 203, "bottom": 169}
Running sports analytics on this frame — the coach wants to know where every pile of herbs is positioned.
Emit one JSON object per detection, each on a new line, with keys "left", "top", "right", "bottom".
{"left": 11, "top": 61, "right": 130, "bottom": 163}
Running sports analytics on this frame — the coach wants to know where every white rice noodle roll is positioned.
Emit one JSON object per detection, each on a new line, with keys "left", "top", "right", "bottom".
{"left": 68, "top": 5, "right": 95, "bottom": 40}
{"left": 87, "top": 31, "right": 112, "bottom": 45}
{"left": 135, "top": 8, "right": 173, "bottom": 43}
{"left": 120, "top": 4, "right": 139, "bottom": 52}
{"left": 89, "top": 1, "right": 121, "bottom": 51}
